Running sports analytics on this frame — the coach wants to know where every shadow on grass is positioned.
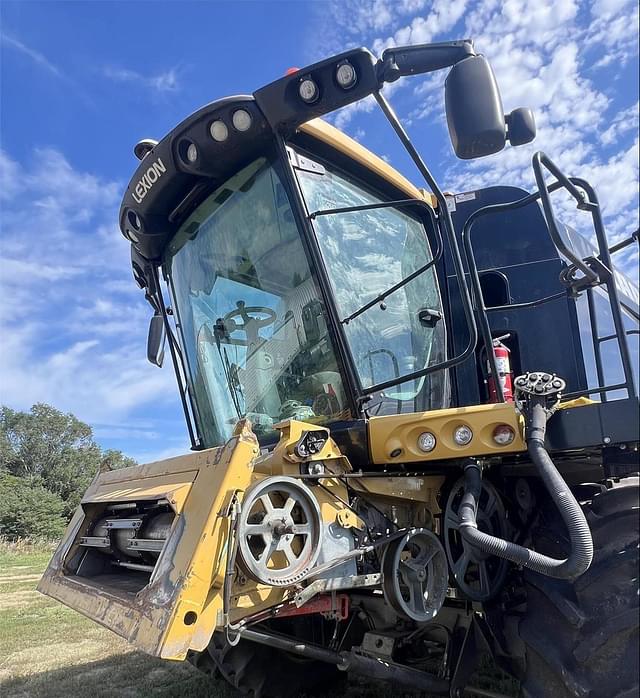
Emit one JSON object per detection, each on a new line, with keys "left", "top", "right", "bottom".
{"left": 0, "top": 650, "right": 233, "bottom": 698}
{"left": 1, "top": 640, "right": 519, "bottom": 698}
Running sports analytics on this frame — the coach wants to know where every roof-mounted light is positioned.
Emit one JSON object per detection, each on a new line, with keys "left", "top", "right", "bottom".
{"left": 209, "top": 120, "right": 229, "bottom": 142}
{"left": 298, "top": 76, "right": 320, "bottom": 104}
{"left": 186, "top": 143, "right": 198, "bottom": 163}
{"left": 336, "top": 61, "right": 357, "bottom": 89}
{"left": 232, "top": 109, "right": 252, "bottom": 132}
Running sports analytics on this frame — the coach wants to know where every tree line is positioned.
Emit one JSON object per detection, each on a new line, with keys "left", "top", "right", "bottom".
{"left": 0, "top": 403, "right": 136, "bottom": 540}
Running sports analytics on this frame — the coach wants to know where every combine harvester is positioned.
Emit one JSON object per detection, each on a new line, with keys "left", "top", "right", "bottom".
{"left": 39, "top": 41, "right": 639, "bottom": 697}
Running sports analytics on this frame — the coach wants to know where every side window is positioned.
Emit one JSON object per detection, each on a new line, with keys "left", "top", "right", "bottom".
{"left": 294, "top": 152, "right": 448, "bottom": 414}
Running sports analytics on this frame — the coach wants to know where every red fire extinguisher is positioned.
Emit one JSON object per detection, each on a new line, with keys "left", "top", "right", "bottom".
{"left": 487, "top": 334, "right": 514, "bottom": 403}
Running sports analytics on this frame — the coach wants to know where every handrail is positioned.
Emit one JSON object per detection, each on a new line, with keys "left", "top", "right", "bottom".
{"left": 461, "top": 152, "right": 637, "bottom": 403}
{"left": 532, "top": 152, "right": 602, "bottom": 286}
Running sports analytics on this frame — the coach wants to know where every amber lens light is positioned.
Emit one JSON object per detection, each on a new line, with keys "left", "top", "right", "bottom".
{"left": 493, "top": 424, "right": 516, "bottom": 445}
{"left": 417, "top": 432, "right": 436, "bottom": 453}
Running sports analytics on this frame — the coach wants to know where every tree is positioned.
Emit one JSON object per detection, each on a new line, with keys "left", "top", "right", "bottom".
{"left": 0, "top": 404, "right": 136, "bottom": 520}
{"left": 0, "top": 474, "right": 67, "bottom": 540}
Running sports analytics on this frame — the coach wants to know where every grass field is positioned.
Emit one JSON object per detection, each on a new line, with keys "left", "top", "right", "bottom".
{"left": 0, "top": 545, "right": 517, "bottom": 697}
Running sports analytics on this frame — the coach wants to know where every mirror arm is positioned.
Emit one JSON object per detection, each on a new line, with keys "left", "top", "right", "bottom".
{"left": 378, "top": 40, "right": 476, "bottom": 83}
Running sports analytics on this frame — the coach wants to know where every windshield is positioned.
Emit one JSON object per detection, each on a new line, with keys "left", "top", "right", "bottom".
{"left": 165, "top": 158, "right": 350, "bottom": 447}
{"left": 294, "top": 153, "right": 448, "bottom": 415}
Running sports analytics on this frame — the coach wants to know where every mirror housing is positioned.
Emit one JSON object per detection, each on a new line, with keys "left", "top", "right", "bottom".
{"left": 147, "top": 314, "right": 166, "bottom": 367}
{"left": 506, "top": 107, "right": 536, "bottom": 146}
{"left": 445, "top": 55, "right": 506, "bottom": 159}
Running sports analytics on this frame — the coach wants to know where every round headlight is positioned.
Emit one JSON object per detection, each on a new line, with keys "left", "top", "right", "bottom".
{"left": 453, "top": 425, "right": 473, "bottom": 446}
{"left": 417, "top": 432, "right": 436, "bottom": 453}
{"left": 336, "top": 61, "right": 357, "bottom": 89}
{"left": 210, "top": 120, "right": 229, "bottom": 142}
{"left": 299, "top": 77, "right": 319, "bottom": 104}
{"left": 232, "top": 109, "right": 252, "bottom": 132}
{"left": 492, "top": 424, "right": 516, "bottom": 446}
{"left": 186, "top": 143, "right": 198, "bottom": 163}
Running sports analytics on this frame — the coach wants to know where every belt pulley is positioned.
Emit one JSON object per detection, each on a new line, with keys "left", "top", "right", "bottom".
{"left": 237, "top": 476, "right": 323, "bottom": 587}
{"left": 381, "top": 528, "right": 448, "bottom": 622}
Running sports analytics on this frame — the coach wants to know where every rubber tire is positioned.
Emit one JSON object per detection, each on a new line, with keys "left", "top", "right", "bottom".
{"left": 190, "top": 630, "right": 345, "bottom": 698}
{"left": 518, "top": 477, "right": 639, "bottom": 698}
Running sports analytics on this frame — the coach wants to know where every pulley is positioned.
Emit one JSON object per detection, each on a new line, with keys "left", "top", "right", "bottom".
{"left": 237, "top": 476, "right": 323, "bottom": 587}
{"left": 443, "top": 477, "right": 509, "bottom": 601}
{"left": 381, "top": 528, "right": 448, "bottom": 622}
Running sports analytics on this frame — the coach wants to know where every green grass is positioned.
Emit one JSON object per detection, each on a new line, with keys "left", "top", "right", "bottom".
{"left": 0, "top": 545, "right": 517, "bottom": 697}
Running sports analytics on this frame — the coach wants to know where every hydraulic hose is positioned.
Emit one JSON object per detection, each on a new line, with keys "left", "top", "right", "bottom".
{"left": 458, "top": 400, "right": 593, "bottom": 580}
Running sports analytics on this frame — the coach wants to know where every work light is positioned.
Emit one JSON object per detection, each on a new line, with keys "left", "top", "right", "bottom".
{"left": 417, "top": 432, "right": 436, "bottom": 452}
{"left": 232, "top": 109, "right": 252, "bottom": 132}
{"left": 453, "top": 425, "right": 473, "bottom": 446}
{"left": 336, "top": 61, "right": 357, "bottom": 89}
{"left": 210, "top": 120, "right": 229, "bottom": 142}
{"left": 299, "top": 77, "right": 320, "bottom": 104}
{"left": 186, "top": 143, "right": 198, "bottom": 163}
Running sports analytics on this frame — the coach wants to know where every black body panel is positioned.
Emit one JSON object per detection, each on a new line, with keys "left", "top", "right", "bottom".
{"left": 448, "top": 186, "right": 587, "bottom": 405}
{"left": 546, "top": 398, "right": 640, "bottom": 451}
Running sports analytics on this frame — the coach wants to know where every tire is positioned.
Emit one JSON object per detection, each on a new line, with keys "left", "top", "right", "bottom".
{"left": 189, "top": 626, "right": 346, "bottom": 698}
{"left": 518, "top": 477, "right": 639, "bottom": 698}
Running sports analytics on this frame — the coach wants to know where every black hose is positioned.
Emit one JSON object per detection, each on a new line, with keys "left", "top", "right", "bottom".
{"left": 458, "top": 402, "right": 593, "bottom": 579}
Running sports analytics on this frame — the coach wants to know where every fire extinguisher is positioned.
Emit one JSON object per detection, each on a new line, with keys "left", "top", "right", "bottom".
{"left": 487, "top": 334, "right": 514, "bottom": 403}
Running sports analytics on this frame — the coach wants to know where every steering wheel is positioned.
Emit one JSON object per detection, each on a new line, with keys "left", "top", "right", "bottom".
{"left": 224, "top": 304, "right": 276, "bottom": 331}
{"left": 223, "top": 301, "right": 277, "bottom": 347}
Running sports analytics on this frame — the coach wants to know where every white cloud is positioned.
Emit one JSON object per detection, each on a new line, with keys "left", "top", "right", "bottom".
{"left": 318, "top": 0, "right": 639, "bottom": 273}
{"left": 103, "top": 66, "right": 180, "bottom": 93}
{"left": 0, "top": 148, "right": 179, "bottom": 432}
{"left": 0, "top": 32, "right": 64, "bottom": 78}
{"left": 601, "top": 102, "right": 640, "bottom": 146}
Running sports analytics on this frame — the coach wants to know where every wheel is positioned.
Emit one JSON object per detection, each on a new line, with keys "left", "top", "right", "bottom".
{"left": 189, "top": 622, "right": 346, "bottom": 698}
{"left": 517, "top": 477, "right": 639, "bottom": 698}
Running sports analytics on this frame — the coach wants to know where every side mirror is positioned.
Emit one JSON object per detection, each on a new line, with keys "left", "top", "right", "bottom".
{"left": 506, "top": 107, "right": 536, "bottom": 146}
{"left": 147, "top": 314, "right": 166, "bottom": 367}
{"left": 445, "top": 55, "right": 506, "bottom": 159}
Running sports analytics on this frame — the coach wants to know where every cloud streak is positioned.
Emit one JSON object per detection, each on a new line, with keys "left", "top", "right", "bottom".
{"left": 103, "top": 65, "right": 181, "bottom": 93}
{"left": 0, "top": 32, "right": 64, "bottom": 78}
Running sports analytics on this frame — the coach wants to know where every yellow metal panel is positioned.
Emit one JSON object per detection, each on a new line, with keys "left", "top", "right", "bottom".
{"left": 369, "top": 402, "right": 526, "bottom": 464}
{"left": 299, "top": 118, "right": 437, "bottom": 208}
{"left": 38, "top": 420, "right": 259, "bottom": 661}
{"left": 86, "top": 471, "right": 197, "bottom": 513}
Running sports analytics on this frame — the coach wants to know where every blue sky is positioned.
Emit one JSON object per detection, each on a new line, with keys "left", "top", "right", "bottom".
{"left": 1, "top": 0, "right": 638, "bottom": 463}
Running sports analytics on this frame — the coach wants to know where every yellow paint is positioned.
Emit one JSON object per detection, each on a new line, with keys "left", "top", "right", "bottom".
{"left": 369, "top": 402, "right": 526, "bottom": 464}
{"left": 299, "top": 118, "right": 437, "bottom": 208}
{"left": 336, "top": 508, "right": 365, "bottom": 530}
{"left": 38, "top": 418, "right": 353, "bottom": 660}
{"left": 558, "top": 396, "right": 595, "bottom": 409}
{"left": 38, "top": 419, "right": 259, "bottom": 661}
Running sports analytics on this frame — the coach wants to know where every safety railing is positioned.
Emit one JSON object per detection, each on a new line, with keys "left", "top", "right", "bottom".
{"left": 462, "top": 152, "right": 637, "bottom": 403}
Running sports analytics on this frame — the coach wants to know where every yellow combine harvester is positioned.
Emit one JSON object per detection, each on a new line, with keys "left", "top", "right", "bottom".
{"left": 39, "top": 42, "right": 639, "bottom": 697}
